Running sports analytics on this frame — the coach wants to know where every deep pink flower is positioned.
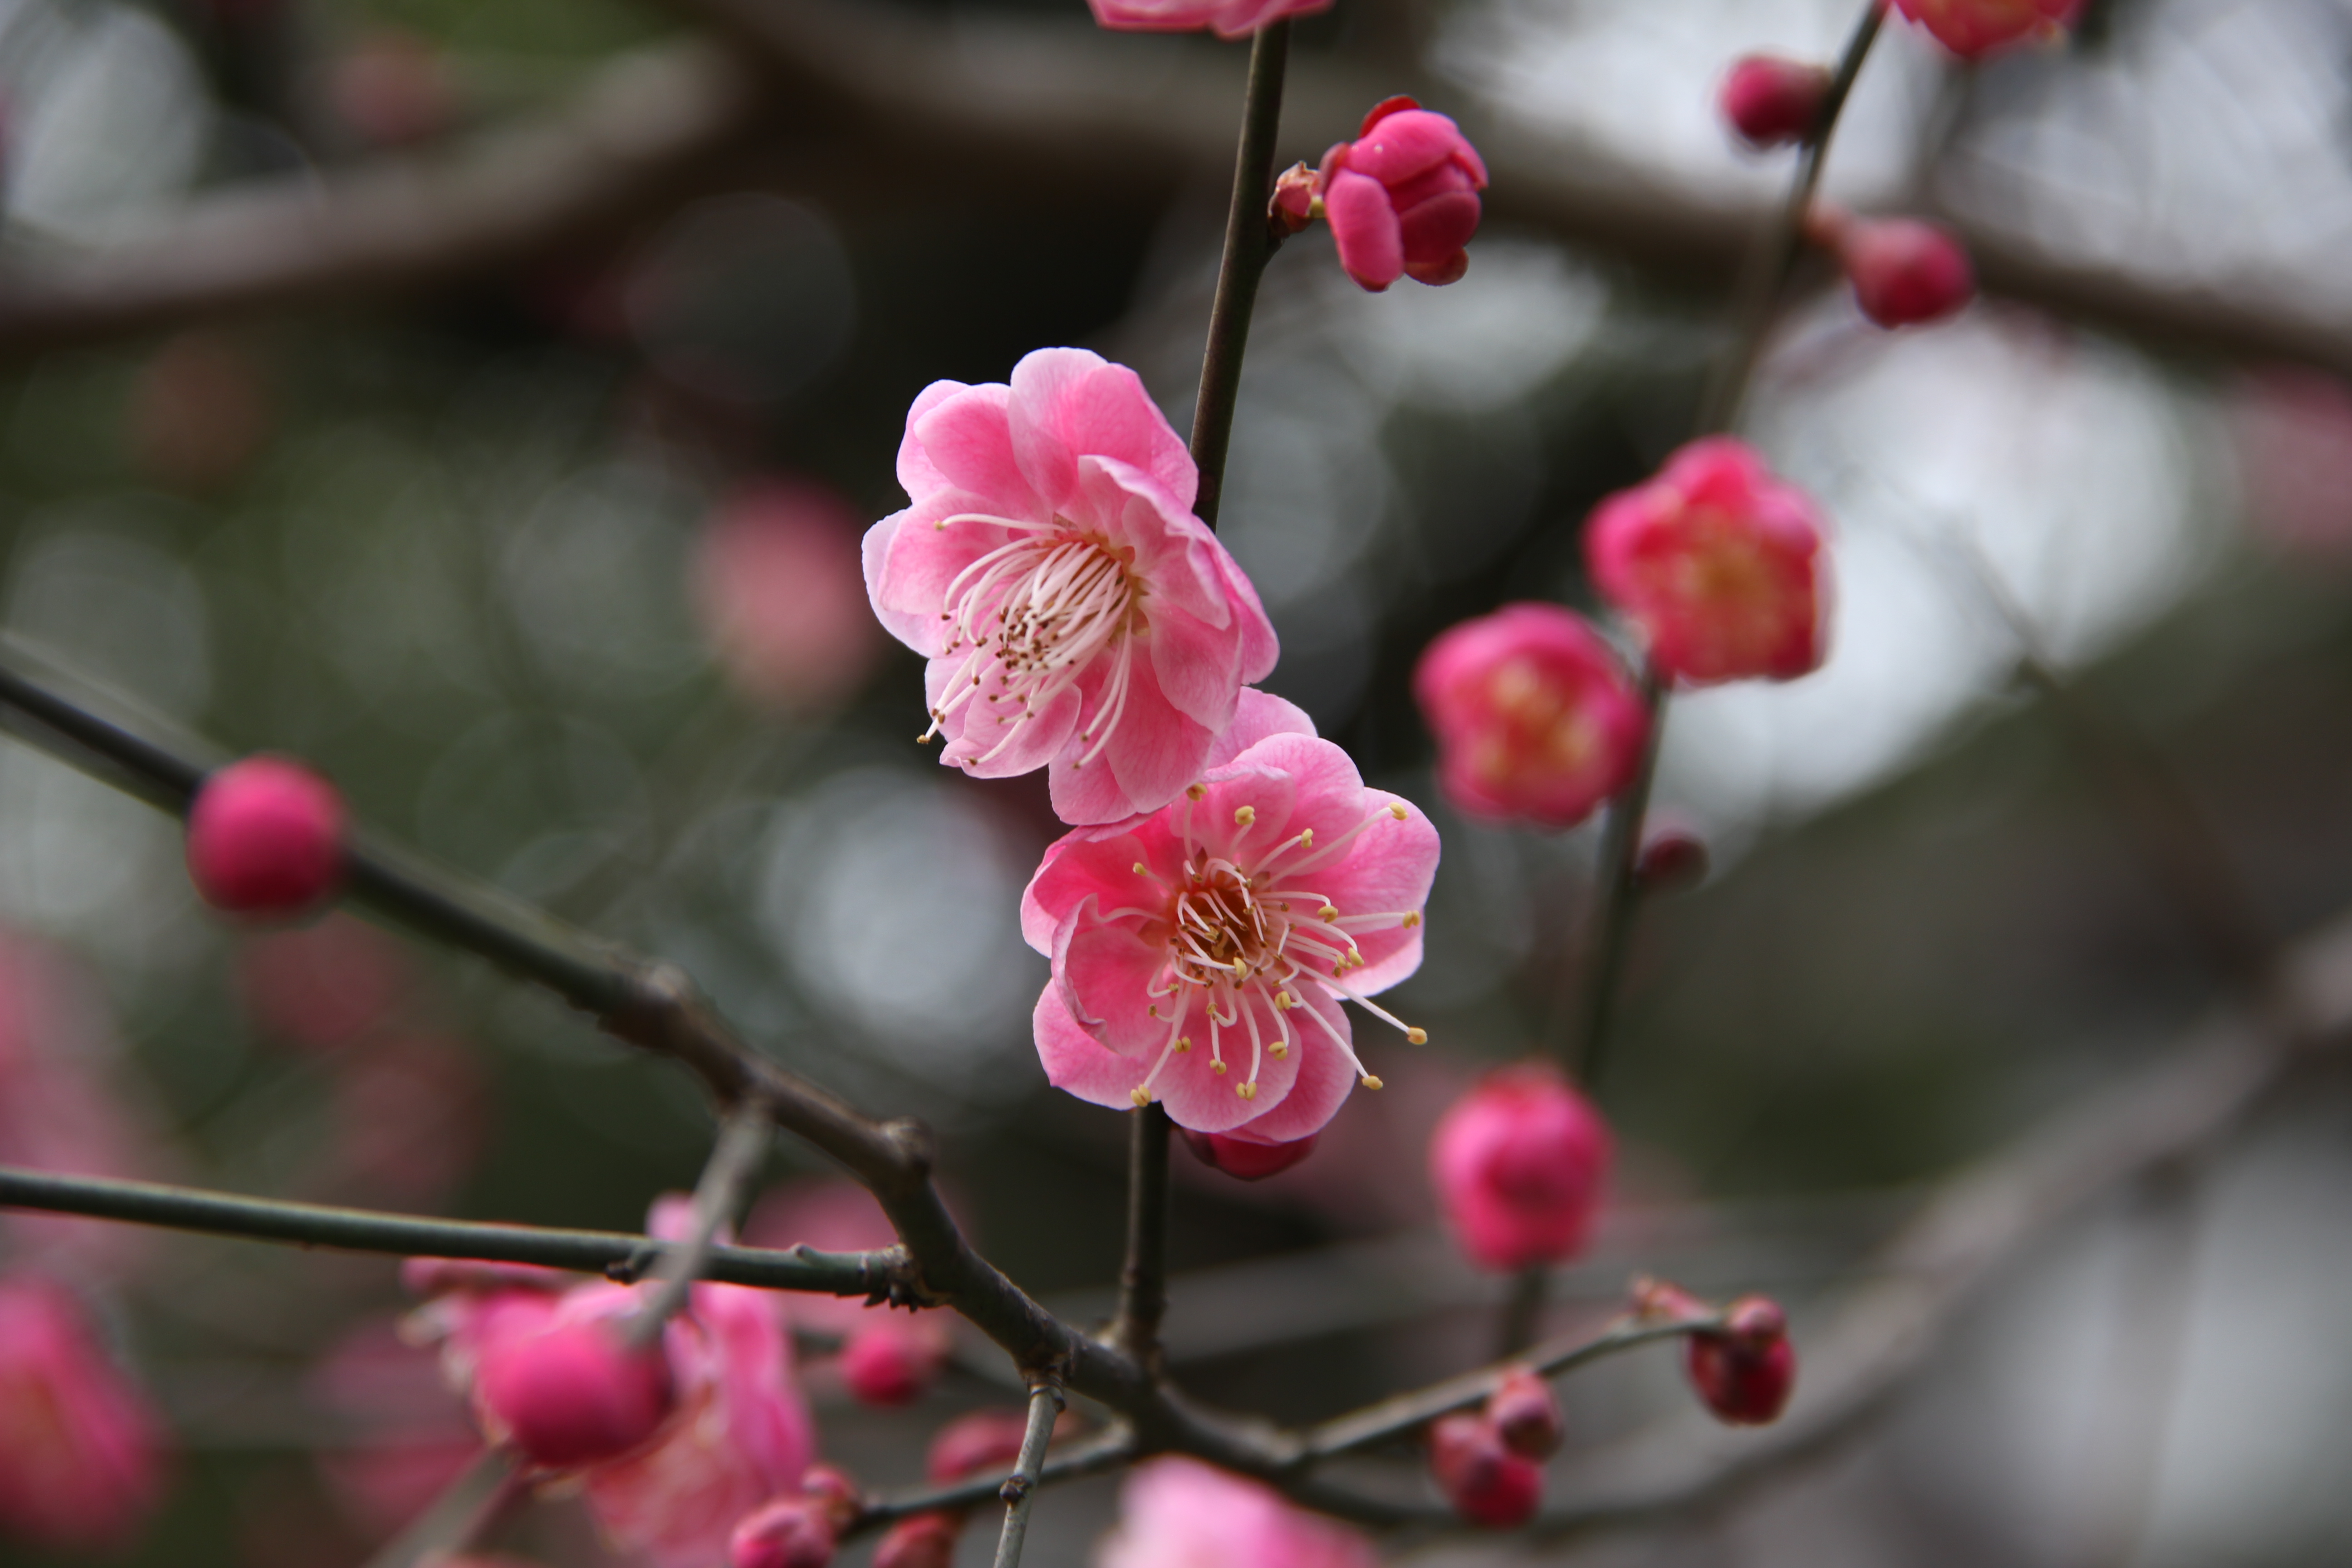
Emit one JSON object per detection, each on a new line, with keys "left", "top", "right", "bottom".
{"left": 0, "top": 1277, "right": 167, "bottom": 1550}
{"left": 1087, "top": 0, "right": 1328, "bottom": 39}
{"left": 1837, "top": 217, "right": 1975, "bottom": 328}
{"left": 1718, "top": 56, "right": 1831, "bottom": 149}
{"left": 1316, "top": 98, "right": 1489, "bottom": 292}
{"left": 730, "top": 1494, "right": 838, "bottom": 1568}
{"left": 872, "top": 1512, "right": 960, "bottom": 1568}
{"left": 185, "top": 755, "right": 346, "bottom": 915}
{"left": 1429, "top": 1062, "right": 1612, "bottom": 1272}
{"left": 1413, "top": 603, "right": 1650, "bottom": 830}
{"left": 866, "top": 348, "right": 1277, "bottom": 825}
{"left": 1892, "top": 0, "right": 2082, "bottom": 58}
{"left": 1586, "top": 437, "right": 1831, "bottom": 686}
{"left": 1426, "top": 1413, "right": 1541, "bottom": 1528}
{"left": 1022, "top": 692, "right": 1439, "bottom": 1135}
{"left": 694, "top": 480, "right": 882, "bottom": 716}
{"left": 1099, "top": 1456, "right": 1378, "bottom": 1568}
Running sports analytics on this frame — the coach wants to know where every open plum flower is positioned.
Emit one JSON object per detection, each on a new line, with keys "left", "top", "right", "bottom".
{"left": 1892, "top": 0, "right": 2082, "bottom": 58}
{"left": 866, "top": 348, "right": 1277, "bottom": 826}
{"left": 1099, "top": 1455, "right": 1377, "bottom": 1568}
{"left": 1023, "top": 692, "right": 1439, "bottom": 1137}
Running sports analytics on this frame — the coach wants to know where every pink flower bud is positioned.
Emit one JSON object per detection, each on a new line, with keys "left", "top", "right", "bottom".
{"left": 1839, "top": 218, "right": 1975, "bottom": 328}
{"left": 838, "top": 1318, "right": 948, "bottom": 1407}
{"left": 1485, "top": 1366, "right": 1563, "bottom": 1460}
{"left": 729, "top": 1496, "right": 838, "bottom": 1568}
{"left": 185, "top": 756, "right": 347, "bottom": 916}
{"left": 1684, "top": 1295, "right": 1795, "bottom": 1426}
{"left": 1634, "top": 822, "right": 1709, "bottom": 895}
{"left": 0, "top": 1278, "right": 168, "bottom": 1549}
{"left": 925, "top": 1408, "right": 1034, "bottom": 1485}
{"left": 1629, "top": 1274, "right": 1708, "bottom": 1323}
{"left": 1413, "top": 603, "right": 1650, "bottom": 830}
{"left": 1087, "top": 0, "right": 1331, "bottom": 40}
{"left": 1315, "top": 97, "right": 1489, "bottom": 292}
{"left": 1586, "top": 437, "right": 1830, "bottom": 687}
{"left": 1179, "top": 1127, "right": 1320, "bottom": 1181}
{"left": 872, "top": 1512, "right": 961, "bottom": 1568}
{"left": 1427, "top": 1413, "right": 1541, "bottom": 1528}
{"left": 472, "top": 1317, "right": 677, "bottom": 1470}
{"left": 1271, "top": 162, "right": 1318, "bottom": 234}
{"left": 1891, "top": 0, "right": 2082, "bottom": 59}
{"left": 1429, "top": 1063, "right": 1613, "bottom": 1273}
{"left": 799, "top": 1464, "right": 864, "bottom": 1529}
{"left": 1718, "top": 56, "right": 1832, "bottom": 149}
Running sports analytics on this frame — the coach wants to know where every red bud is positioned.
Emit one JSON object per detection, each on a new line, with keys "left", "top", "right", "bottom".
{"left": 1427, "top": 1412, "right": 1542, "bottom": 1528}
{"left": 871, "top": 1512, "right": 960, "bottom": 1568}
{"left": 1684, "top": 1294, "right": 1796, "bottom": 1426}
{"left": 728, "top": 1496, "right": 837, "bottom": 1568}
{"left": 1634, "top": 824, "right": 1709, "bottom": 894}
{"left": 839, "top": 1318, "right": 946, "bottom": 1407}
{"left": 1840, "top": 218, "right": 1975, "bottom": 328}
{"left": 1485, "top": 1366, "right": 1563, "bottom": 1460}
{"left": 1179, "top": 1128, "right": 1320, "bottom": 1181}
{"left": 1719, "top": 55, "right": 1833, "bottom": 149}
{"left": 186, "top": 757, "right": 347, "bottom": 916}
{"left": 925, "top": 1408, "right": 1034, "bottom": 1485}
{"left": 473, "top": 1318, "right": 676, "bottom": 1469}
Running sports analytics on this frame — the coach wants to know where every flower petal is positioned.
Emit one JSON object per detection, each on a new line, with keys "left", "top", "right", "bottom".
{"left": 1324, "top": 168, "right": 1404, "bottom": 292}
{"left": 1010, "top": 349, "right": 1197, "bottom": 517}
{"left": 910, "top": 384, "right": 1039, "bottom": 518}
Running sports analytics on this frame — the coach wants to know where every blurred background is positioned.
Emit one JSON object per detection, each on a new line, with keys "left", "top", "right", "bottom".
{"left": 0, "top": 0, "right": 2350, "bottom": 1562}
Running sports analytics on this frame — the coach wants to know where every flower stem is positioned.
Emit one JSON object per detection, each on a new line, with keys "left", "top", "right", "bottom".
{"left": 1187, "top": 18, "right": 1292, "bottom": 530}
{"left": 1111, "top": 1103, "right": 1173, "bottom": 1366}
{"left": 990, "top": 1376, "right": 1068, "bottom": 1568}
{"left": 1565, "top": 656, "right": 1666, "bottom": 1090}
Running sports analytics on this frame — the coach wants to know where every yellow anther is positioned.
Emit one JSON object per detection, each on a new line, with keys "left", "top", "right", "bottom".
{"left": 1211, "top": 1060, "right": 1228, "bottom": 1075}
{"left": 1236, "top": 1082, "right": 1257, "bottom": 1100}
{"left": 1360, "top": 1074, "right": 1385, "bottom": 1090}
{"left": 1147, "top": 1005, "right": 1160, "bottom": 1019}
{"left": 1318, "top": 904, "right": 1339, "bottom": 921}
{"left": 1134, "top": 862, "right": 1147, "bottom": 874}
{"left": 1235, "top": 805, "right": 1256, "bottom": 827}
{"left": 1175, "top": 1037, "right": 1192, "bottom": 1052}
{"left": 1403, "top": 911, "right": 1421, "bottom": 927}
{"left": 1273, "top": 993, "right": 1293, "bottom": 1010}
{"left": 916, "top": 734, "right": 934, "bottom": 745}
{"left": 1129, "top": 1087, "right": 1152, "bottom": 1107}
{"left": 1388, "top": 803, "right": 1408, "bottom": 820}
{"left": 1186, "top": 783, "right": 1207, "bottom": 800}
{"left": 1406, "top": 1027, "right": 1428, "bottom": 1045}
{"left": 1270, "top": 1042, "right": 1288, "bottom": 1058}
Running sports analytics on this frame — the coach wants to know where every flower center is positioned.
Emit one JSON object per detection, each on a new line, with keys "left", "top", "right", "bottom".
{"left": 920, "top": 516, "right": 1142, "bottom": 769}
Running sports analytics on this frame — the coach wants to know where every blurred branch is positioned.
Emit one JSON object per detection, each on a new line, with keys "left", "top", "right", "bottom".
{"left": 990, "top": 1377, "right": 1068, "bottom": 1568}
{"left": 852, "top": 1427, "right": 1137, "bottom": 1534}
{"left": 625, "top": 1100, "right": 773, "bottom": 1348}
{"left": 358, "top": 1447, "right": 525, "bottom": 1568}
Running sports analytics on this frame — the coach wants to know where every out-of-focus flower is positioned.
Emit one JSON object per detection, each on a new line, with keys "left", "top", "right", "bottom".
{"left": 1098, "top": 1455, "right": 1378, "bottom": 1568}
{"left": 1429, "top": 1062, "right": 1612, "bottom": 1272}
{"left": 1306, "top": 98, "right": 1489, "bottom": 292}
{"left": 1023, "top": 691, "right": 1438, "bottom": 1134}
{"left": 1684, "top": 1295, "right": 1796, "bottom": 1426}
{"left": 328, "top": 27, "right": 454, "bottom": 146}
{"left": 128, "top": 330, "right": 273, "bottom": 494}
{"left": 1179, "top": 1126, "right": 1319, "bottom": 1180}
{"left": 1413, "top": 603, "right": 1650, "bottom": 830}
{"left": 1485, "top": 1366, "right": 1562, "bottom": 1460}
{"left": 837, "top": 1318, "right": 947, "bottom": 1407}
{"left": 1891, "top": 0, "right": 2081, "bottom": 59}
{"left": 238, "top": 916, "right": 408, "bottom": 1052}
{"left": 729, "top": 1493, "right": 839, "bottom": 1568}
{"left": 926, "top": 1408, "right": 1034, "bottom": 1485}
{"left": 872, "top": 1511, "right": 960, "bottom": 1568}
{"left": 1086, "top": 0, "right": 1328, "bottom": 38}
{"left": 744, "top": 1179, "right": 953, "bottom": 1406}
{"left": 308, "top": 1315, "right": 481, "bottom": 1539}
{"left": 693, "top": 480, "right": 883, "bottom": 717}
{"left": 325, "top": 1036, "right": 489, "bottom": 1206}
{"left": 185, "top": 756, "right": 347, "bottom": 916}
{"left": 470, "top": 1298, "right": 677, "bottom": 1470}
{"left": 1834, "top": 216, "right": 1976, "bottom": 328}
{"left": 0, "top": 1277, "right": 167, "bottom": 1550}
{"left": 1586, "top": 437, "right": 1831, "bottom": 687}
{"left": 866, "top": 347, "right": 1277, "bottom": 825}
{"left": 1718, "top": 56, "right": 1831, "bottom": 149}
{"left": 2231, "top": 368, "right": 2352, "bottom": 561}
{"left": 1426, "top": 1412, "right": 1540, "bottom": 1528}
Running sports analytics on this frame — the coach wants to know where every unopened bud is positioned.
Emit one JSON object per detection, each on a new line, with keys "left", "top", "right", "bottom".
{"left": 474, "top": 1318, "right": 676, "bottom": 1470}
{"left": 1635, "top": 824, "right": 1709, "bottom": 894}
{"left": 1179, "top": 1127, "right": 1320, "bottom": 1181}
{"left": 871, "top": 1512, "right": 961, "bottom": 1568}
{"left": 729, "top": 1496, "right": 837, "bottom": 1568}
{"left": 1271, "top": 162, "right": 1319, "bottom": 234}
{"left": 1719, "top": 55, "right": 1833, "bottom": 149}
{"left": 186, "top": 756, "right": 348, "bottom": 916}
{"left": 926, "top": 1408, "right": 1034, "bottom": 1485}
{"left": 799, "top": 1465, "right": 864, "bottom": 1530}
{"left": 1485, "top": 1366, "right": 1563, "bottom": 1460}
{"left": 1839, "top": 218, "right": 1975, "bottom": 328}
{"left": 1427, "top": 1412, "right": 1543, "bottom": 1528}
{"left": 1684, "top": 1294, "right": 1795, "bottom": 1426}
{"left": 839, "top": 1318, "right": 947, "bottom": 1407}
{"left": 1629, "top": 1274, "right": 1708, "bottom": 1323}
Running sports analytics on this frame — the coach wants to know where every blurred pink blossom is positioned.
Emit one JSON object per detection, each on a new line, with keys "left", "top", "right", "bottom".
{"left": 1891, "top": 0, "right": 2081, "bottom": 58}
{"left": 1306, "top": 98, "right": 1489, "bottom": 292}
{"left": 1413, "top": 603, "right": 1650, "bottom": 830}
{"left": 0, "top": 1276, "right": 168, "bottom": 1550}
{"left": 1098, "top": 1456, "right": 1377, "bottom": 1568}
{"left": 237, "top": 916, "right": 409, "bottom": 1052}
{"left": 1429, "top": 1062, "right": 1612, "bottom": 1272}
{"left": 1586, "top": 436, "right": 1830, "bottom": 687}
{"left": 694, "top": 480, "right": 884, "bottom": 716}
{"left": 1718, "top": 56, "right": 1831, "bottom": 150}
{"left": 1086, "top": 0, "right": 1328, "bottom": 38}
{"left": 1022, "top": 691, "right": 1438, "bottom": 1134}
{"left": 1834, "top": 216, "right": 1975, "bottom": 328}
{"left": 2231, "top": 368, "right": 2352, "bottom": 560}
{"left": 321, "top": 1036, "right": 489, "bottom": 1207}
{"left": 865, "top": 347, "right": 1277, "bottom": 824}
{"left": 744, "top": 1178, "right": 953, "bottom": 1405}
{"left": 308, "top": 1315, "right": 481, "bottom": 1538}
{"left": 1426, "top": 1412, "right": 1540, "bottom": 1528}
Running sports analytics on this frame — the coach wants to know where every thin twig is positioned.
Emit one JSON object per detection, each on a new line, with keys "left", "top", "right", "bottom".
{"left": 991, "top": 1377, "right": 1068, "bottom": 1568}
{"left": 358, "top": 1446, "right": 525, "bottom": 1568}
{"left": 1564, "top": 656, "right": 1666, "bottom": 1087}
{"left": 1495, "top": 1265, "right": 1549, "bottom": 1358}
{"left": 850, "top": 1428, "right": 1137, "bottom": 1535}
{"left": 1112, "top": 1105, "right": 1173, "bottom": 1367}
{"left": 625, "top": 1099, "right": 774, "bottom": 1348}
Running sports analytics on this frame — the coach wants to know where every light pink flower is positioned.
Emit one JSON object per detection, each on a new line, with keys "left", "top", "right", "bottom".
{"left": 1429, "top": 1062, "right": 1612, "bottom": 1272}
{"left": 1586, "top": 436, "right": 1830, "bottom": 686}
{"left": 0, "top": 1277, "right": 168, "bottom": 1550}
{"left": 1312, "top": 98, "right": 1489, "bottom": 292}
{"left": 1023, "top": 691, "right": 1438, "bottom": 1135}
{"left": 1086, "top": 0, "right": 1329, "bottom": 39}
{"left": 693, "top": 480, "right": 883, "bottom": 716}
{"left": 1413, "top": 603, "right": 1650, "bottom": 830}
{"left": 866, "top": 348, "right": 1277, "bottom": 825}
{"left": 1891, "top": 0, "right": 2081, "bottom": 58}
{"left": 1098, "top": 1456, "right": 1377, "bottom": 1568}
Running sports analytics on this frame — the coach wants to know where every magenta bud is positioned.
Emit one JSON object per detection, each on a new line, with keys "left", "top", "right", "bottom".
{"left": 1635, "top": 825, "right": 1709, "bottom": 894}
{"left": 1429, "top": 1062, "right": 1614, "bottom": 1272}
{"left": 838, "top": 1318, "right": 946, "bottom": 1408}
{"left": 925, "top": 1408, "right": 1035, "bottom": 1485}
{"left": 1839, "top": 218, "right": 1975, "bottom": 328}
{"left": 1178, "top": 1127, "right": 1320, "bottom": 1181}
{"left": 729, "top": 1496, "right": 837, "bottom": 1568}
{"left": 1270, "top": 162, "right": 1318, "bottom": 234}
{"left": 1684, "top": 1294, "right": 1796, "bottom": 1426}
{"left": 1427, "top": 1412, "right": 1543, "bottom": 1528}
{"left": 871, "top": 1512, "right": 961, "bottom": 1568}
{"left": 1719, "top": 55, "right": 1833, "bottom": 149}
{"left": 473, "top": 1319, "right": 676, "bottom": 1470}
{"left": 1485, "top": 1366, "right": 1563, "bottom": 1460}
{"left": 799, "top": 1464, "right": 864, "bottom": 1529}
{"left": 185, "top": 756, "right": 347, "bottom": 916}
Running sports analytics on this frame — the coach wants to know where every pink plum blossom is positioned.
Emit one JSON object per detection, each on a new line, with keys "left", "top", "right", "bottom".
{"left": 1308, "top": 98, "right": 1489, "bottom": 292}
{"left": 1429, "top": 1062, "right": 1612, "bottom": 1272}
{"left": 694, "top": 480, "right": 883, "bottom": 716}
{"left": 238, "top": 915, "right": 408, "bottom": 1051}
{"left": 1087, "top": 0, "right": 1329, "bottom": 39}
{"left": 1023, "top": 691, "right": 1439, "bottom": 1135}
{"left": 469, "top": 1298, "right": 678, "bottom": 1469}
{"left": 1586, "top": 437, "right": 1830, "bottom": 686}
{"left": 1098, "top": 1456, "right": 1378, "bottom": 1568}
{"left": 865, "top": 347, "right": 1277, "bottom": 825}
{"left": 0, "top": 1276, "right": 168, "bottom": 1550}
{"left": 308, "top": 1315, "right": 483, "bottom": 1538}
{"left": 1413, "top": 603, "right": 1650, "bottom": 830}
{"left": 1891, "top": 0, "right": 2082, "bottom": 58}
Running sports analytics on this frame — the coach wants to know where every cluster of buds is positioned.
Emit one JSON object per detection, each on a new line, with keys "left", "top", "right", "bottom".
{"left": 1273, "top": 96, "right": 1489, "bottom": 292}
{"left": 1634, "top": 1277, "right": 1798, "bottom": 1427}
{"left": 729, "top": 1466, "right": 863, "bottom": 1568}
{"left": 1426, "top": 1368, "right": 1560, "bottom": 1527}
